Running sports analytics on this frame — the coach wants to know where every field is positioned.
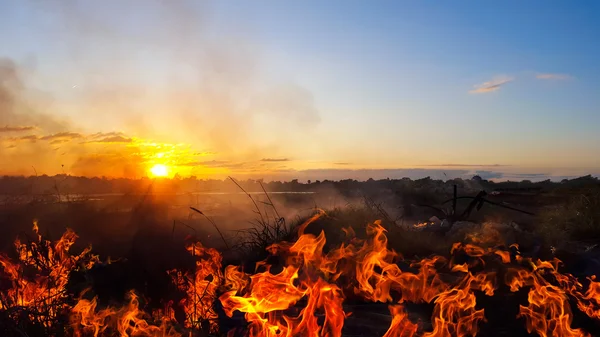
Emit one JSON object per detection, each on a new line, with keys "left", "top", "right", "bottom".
{"left": 1, "top": 175, "right": 599, "bottom": 336}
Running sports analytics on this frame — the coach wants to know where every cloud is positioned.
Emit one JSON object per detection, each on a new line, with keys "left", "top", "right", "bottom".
{"left": 16, "top": 135, "right": 39, "bottom": 142}
{"left": 40, "top": 132, "right": 83, "bottom": 141}
{"left": 333, "top": 162, "right": 351, "bottom": 166}
{"left": 469, "top": 76, "right": 514, "bottom": 94}
{"left": 50, "top": 139, "right": 69, "bottom": 145}
{"left": 536, "top": 73, "right": 572, "bottom": 80}
{"left": 193, "top": 151, "right": 217, "bottom": 156}
{"left": 89, "top": 132, "right": 128, "bottom": 139}
{"left": 181, "top": 160, "right": 233, "bottom": 168}
{"left": 0, "top": 125, "right": 36, "bottom": 132}
{"left": 88, "top": 135, "right": 133, "bottom": 143}
{"left": 81, "top": 132, "right": 133, "bottom": 143}
{"left": 422, "top": 163, "right": 509, "bottom": 167}
{"left": 261, "top": 158, "right": 289, "bottom": 162}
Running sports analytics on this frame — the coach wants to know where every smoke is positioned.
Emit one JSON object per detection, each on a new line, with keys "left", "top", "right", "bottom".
{"left": 0, "top": 0, "right": 321, "bottom": 177}
{"left": 45, "top": 1, "right": 318, "bottom": 154}
{"left": 0, "top": 58, "right": 72, "bottom": 133}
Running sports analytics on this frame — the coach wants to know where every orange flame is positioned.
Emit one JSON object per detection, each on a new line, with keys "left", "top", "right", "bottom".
{"left": 0, "top": 222, "right": 98, "bottom": 328}
{"left": 3, "top": 215, "right": 600, "bottom": 336}
{"left": 167, "top": 241, "right": 223, "bottom": 333}
{"left": 71, "top": 290, "right": 180, "bottom": 337}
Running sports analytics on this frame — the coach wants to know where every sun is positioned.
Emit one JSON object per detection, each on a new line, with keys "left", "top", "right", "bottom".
{"left": 149, "top": 164, "right": 169, "bottom": 177}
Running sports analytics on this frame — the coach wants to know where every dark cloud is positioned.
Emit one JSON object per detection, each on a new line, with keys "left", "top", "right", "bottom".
{"left": 50, "top": 139, "right": 69, "bottom": 145}
{"left": 261, "top": 158, "right": 289, "bottom": 162}
{"left": 89, "top": 131, "right": 128, "bottom": 139}
{"left": 88, "top": 135, "right": 133, "bottom": 143}
{"left": 0, "top": 125, "right": 36, "bottom": 132}
{"left": 423, "top": 163, "right": 509, "bottom": 167}
{"left": 16, "top": 135, "right": 39, "bottom": 142}
{"left": 41, "top": 132, "right": 83, "bottom": 141}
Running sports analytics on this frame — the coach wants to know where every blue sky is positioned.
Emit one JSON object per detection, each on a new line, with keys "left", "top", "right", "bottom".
{"left": 0, "top": 1, "right": 599, "bottom": 179}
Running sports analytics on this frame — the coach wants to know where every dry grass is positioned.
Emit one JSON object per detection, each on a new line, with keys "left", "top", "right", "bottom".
{"left": 537, "top": 187, "right": 600, "bottom": 248}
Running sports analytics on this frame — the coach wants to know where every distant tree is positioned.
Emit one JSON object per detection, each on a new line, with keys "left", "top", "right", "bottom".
{"left": 472, "top": 175, "right": 483, "bottom": 182}
{"left": 307, "top": 180, "right": 311, "bottom": 184}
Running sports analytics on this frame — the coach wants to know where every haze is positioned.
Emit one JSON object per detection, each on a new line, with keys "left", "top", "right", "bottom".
{"left": 1, "top": 1, "right": 599, "bottom": 181}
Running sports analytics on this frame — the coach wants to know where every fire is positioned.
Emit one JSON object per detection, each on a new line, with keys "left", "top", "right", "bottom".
{"left": 0, "top": 222, "right": 98, "bottom": 332}
{"left": 71, "top": 290, "right": 180, "bottom": 337}
{"left": 149, "top": 164, "right": 169, "bottom": 177}
{"left": 2, "top": 216, "right": 600, "bottom": 336}
{"left": 167, "top": 240, "right": 223, "bottom": 333}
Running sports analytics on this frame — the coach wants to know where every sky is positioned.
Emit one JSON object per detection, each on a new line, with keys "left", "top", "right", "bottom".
{"left": 0, "top": 1, "right": 599, "bottom": 181}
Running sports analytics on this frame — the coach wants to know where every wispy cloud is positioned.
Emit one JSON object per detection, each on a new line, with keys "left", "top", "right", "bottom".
{"left": 180, "top": 160, "right": 253, "bottom": 170}
{"left": 0, "top": 125, "right": 37, "bottom": 132}
{"left": 91, "top": 135, "right": 133, "bottom": 143}
{"left": 193, "top": 151, "right": 217, "bottom": 156}
{"left": 261, "top": 158, "right": 289, "bottom": 162}
{"left": 469, "top": 76, "right": 514, "bottom": 94}
{"left": 334, "top": 162, "right": 351, "bottom": 166}
{"left": 50, "top": 139, "right": 69, "bottom": 145}
{"left": 536, "top": 73, "right": 572, "bottom": 80}
{"left": 41, "top": 132, "right": 83, "bottom": 141}
{"left": 13, "top": 135, "right": 39, "bottom": 142}
{"left": 422, "top": 163, "right": 509, "bottom": 167}
{"left": 89, "top": 131, "right": 127, "bottom": 139}
{"left": 83, "top": 132, "right": 132, "bottom": 143}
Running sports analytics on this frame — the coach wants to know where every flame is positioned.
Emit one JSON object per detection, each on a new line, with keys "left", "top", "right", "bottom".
{"left": 2, "top": 216, "right": 600, "bottom": 336}
{"left": 383, "top": 305, "right": 419, "bottom": 337}
{"left": 0, "top": 222, "right": 98, "bottom": 329}
{"left": 71, "top": 290, "right": 180, "bottom": 337}
{"left": 167, "top": 241, "right": 223, "bottom": 333}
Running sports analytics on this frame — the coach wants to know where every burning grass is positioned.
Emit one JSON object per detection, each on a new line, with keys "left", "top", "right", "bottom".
{"left": 1, "top": 212, "right": 600, "bottom": 336}
{"left": 0, "top": 221, "right": 99, "bottom": 335}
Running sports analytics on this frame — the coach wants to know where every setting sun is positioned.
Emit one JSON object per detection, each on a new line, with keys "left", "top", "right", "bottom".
{"left": 149, "top": 164, "right": 169, "bottom": 177}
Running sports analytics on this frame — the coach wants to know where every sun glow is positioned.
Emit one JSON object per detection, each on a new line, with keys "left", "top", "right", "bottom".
{"left": 149, "top": 164, "right": 169, "bottom": 177}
